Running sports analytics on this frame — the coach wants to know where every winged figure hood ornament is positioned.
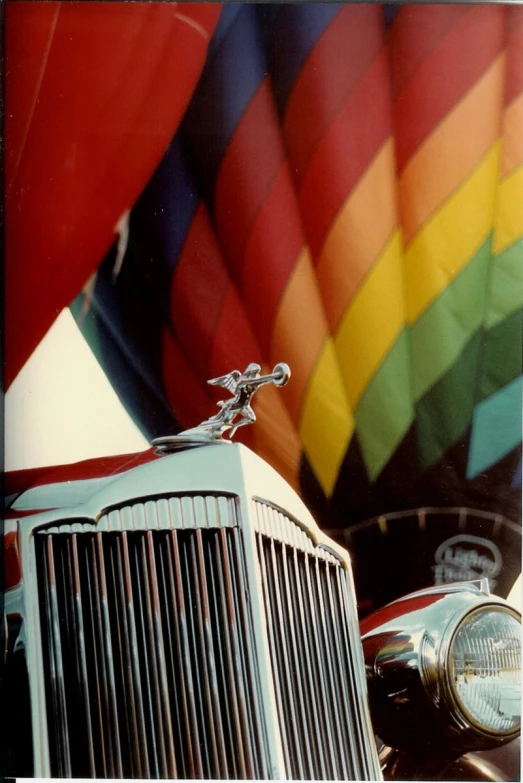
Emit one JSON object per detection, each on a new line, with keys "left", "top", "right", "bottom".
{"left": 153, "top": 362, "right": 290, "bottom": 453}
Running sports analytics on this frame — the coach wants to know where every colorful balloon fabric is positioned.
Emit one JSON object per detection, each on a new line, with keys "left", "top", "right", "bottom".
{"left": 72, "top": 4, "right": 522, "bottom": 528}
{"left": 5, "top": 1, "right": 221, "bottom": 388}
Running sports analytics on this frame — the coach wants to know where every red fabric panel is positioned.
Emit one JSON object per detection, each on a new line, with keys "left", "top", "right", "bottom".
{"left": 171, "top": 204, "right": 232, "bottom": 383}
{"left": 170, "top": 202, "right": 262, "bottom": 411}
{"left": 161, "top": 326, "right": 214, "bottom": 428}
{"left": 242, "top": 164, "right": 305, "bottom": 355}
{"left": 5, "top": 1, "right": 220, "bottom": 388}
{"left": 214, "top": 78, "right": 286, "bottom": 276}
{"left": 506, "top": 7, "right": 523, "bottom": 106}
{"left": 284, "top": 4, "right": 383, "bottom": 189}
{"left": 169, "top": 205, "right": 263, "bottom": 451}
{"left": 388, "top": 5, "right": 468, "bottom": 102}
{"left": 209, "top": 287, "right": 262, "bottom": 383}
{"left": 392, "top": 6, "right": 505, "bottom": 173}
{"left": 299, "top": 50, "right": 391, "bottom": 259}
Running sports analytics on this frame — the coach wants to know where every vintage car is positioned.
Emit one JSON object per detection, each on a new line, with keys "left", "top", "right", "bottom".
{"left": 3, "top": 364, "right": 521, "bottom": 780}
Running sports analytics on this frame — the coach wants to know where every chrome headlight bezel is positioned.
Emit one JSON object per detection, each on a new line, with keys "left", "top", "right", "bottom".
{"left": 443, "top": 604, "right": 521, "bottom": 739}
{"left": 361, "top": 581, "right": 521, "bottom": 755}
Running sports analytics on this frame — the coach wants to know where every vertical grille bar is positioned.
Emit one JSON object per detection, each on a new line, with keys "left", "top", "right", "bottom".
{"left": 137, "top": 533, "right": 166, "bottom": 777}
{"left": 335, "top": 571, "right": 371, "bottom": 775}
{"left": 35, "top": 495, "right": 265, "bottom": 779}
{"left": 229, "top": 527, "right": 269, "bottom": 779}
{"left": 302, "top": 553, "right": 339, "bottom": 779}
{"left": 314, "top": 557, "right": 350, "bottom": 779}
{"left": 203, "top": 534, "right": 237, "bottom": 776}
{"left": 70, "top": 535, "right": 96, "bottom": 776}
{"left": 34, "top": 493, "right": 377, "bottom": 780}
{"left": 115, "top": 533, "right": 149, "bottom": 777}
{"left": 215, "top": 528, "right": 253, "bottom": 778}
{"left": 335, "top": 566, "right": 375, "bottom": 778}
{"left": 256, "top": 531, "right": 292, "bottom": 774}
{"left": 155, "top": 536, "right": 189, "bottom": 778}
{"left": 107, "top": 539, "right": 133, "bottom": 774}
{"left": 180, "top": 532, "right": 213, "bottom": 775}
{"left": 290, "top": 544, "right": 328, "bottom": 779}
{"left": 95, "top": 533, "right": 124, "bottom": 778}
{"left": 190, "top": 531, "right": 227, "bottom": 778}
{"left": 84, "top": 536, "right": 109, "bottom": 775}
{"left": 325, "top": 566, "right": 361, "bottom": 771}
{"left": 167, "top": 530, "right": 204, "bottom": 778}
{"left": 254, "top": 500, "right": 377, "bottom": 781}
{"left": 145, "top": 531, "right": 178, "bottom": 778}
{"left": 41, "top": 536, "right": 72, "bottom": 777}
{"left": 268, "top": 538, "right": 305, "bottom": 778}
{"left": 281, "top": 543, "right": 317, "bottom": 778}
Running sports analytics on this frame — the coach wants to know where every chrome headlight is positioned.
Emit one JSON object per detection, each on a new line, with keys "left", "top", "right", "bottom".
{"left": 449, "top": 606, "right": 521, "bottom": 735}
{"left": 361, "top": 581, "right": 521, "bottom": 755}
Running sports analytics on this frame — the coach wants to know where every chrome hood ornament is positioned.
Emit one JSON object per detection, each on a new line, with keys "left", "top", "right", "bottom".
{"left": 153, "top": 362, "right": 290, "bottom": 453}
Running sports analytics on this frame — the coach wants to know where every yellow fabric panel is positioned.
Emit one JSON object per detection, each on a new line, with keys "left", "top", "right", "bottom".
{"left": 270, "top": 247, "right": 328, "bottom": 425}
{"left": 335, "top": 230, "right": 405, "bottom": 408}
{"left": 405, "top": 142, "right": 501, "bottom": 325}
{"left": 399, "top": 56, "right": 504, "bottom": 245}
{"left": 299, "top": 337, "right": 354, "bottom": 496}
{"left": 315, "top": 139, "right": 398, "bottom": 330}
{"left": 492, "top": 166, "right": 523, "bottom": 255}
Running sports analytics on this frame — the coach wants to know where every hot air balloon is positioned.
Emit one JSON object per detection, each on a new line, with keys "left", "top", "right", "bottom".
{"left": 6, "top": 3, "right": 522, "bottom": 607}
{"left": 5, "top": 0, "right": 221, "bottom": 388}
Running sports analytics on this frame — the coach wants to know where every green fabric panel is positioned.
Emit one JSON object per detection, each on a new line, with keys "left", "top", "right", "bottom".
{"left": 478, "top": 309, "right": 523, "bottom": 401}
{"left": 354, "top": 329, "right": 414, "bottom": 481}
{"left": 486, "top": 239, "right": 523, "bottom": 329}
{"left": 416, "top": 331, "right": 482, "bottom": 470}
{"left": 411, "top": 238, "right": 491, "bottom": 402}
{"left": 467, "top": 375, "right": 523, "bottom": 479}
{"left": 406, "top": 307, "right": 521, "bottom": 472}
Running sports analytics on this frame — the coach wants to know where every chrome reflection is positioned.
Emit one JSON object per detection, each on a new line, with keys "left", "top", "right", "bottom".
{"left": 361, "top": 582, "right": 521, "bottom": 756}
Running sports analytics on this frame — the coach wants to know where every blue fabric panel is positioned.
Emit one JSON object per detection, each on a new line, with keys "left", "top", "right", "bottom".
{"left": 71, "top": 241, "right": 176, "bottom": 439}
{"left": 181, "top": 5, "right": 267, "bottom": 199}
{"left": 132, "top": 137, "right": 199, "bottom": 276}
{"left": 261, "top": 4, "right": 342, "bottom": 116}
{"left": 467, "top": 376, "right": 523, "bottom": 479}
{"left": 207, "top": 4, "right": 243, "bottom": 59}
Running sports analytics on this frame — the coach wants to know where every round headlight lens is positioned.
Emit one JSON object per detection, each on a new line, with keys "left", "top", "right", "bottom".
{"left": 450, "top": 607, "right": 521, "bottom": 734}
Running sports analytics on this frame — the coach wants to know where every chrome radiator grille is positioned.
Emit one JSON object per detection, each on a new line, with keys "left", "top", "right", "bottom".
{"left": 31, "top": 490, "right": 379, "bottom": 780}
{"left": 254, "top": 500, "right": 376, "bottom": 781}
{"left": 35, "top": 496, "right": 267, "bottom": 779}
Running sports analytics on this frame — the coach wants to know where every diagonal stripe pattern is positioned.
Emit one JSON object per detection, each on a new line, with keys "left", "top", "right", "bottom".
{"left": 73, "top": 4, "right": 522, "bottom": 526}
